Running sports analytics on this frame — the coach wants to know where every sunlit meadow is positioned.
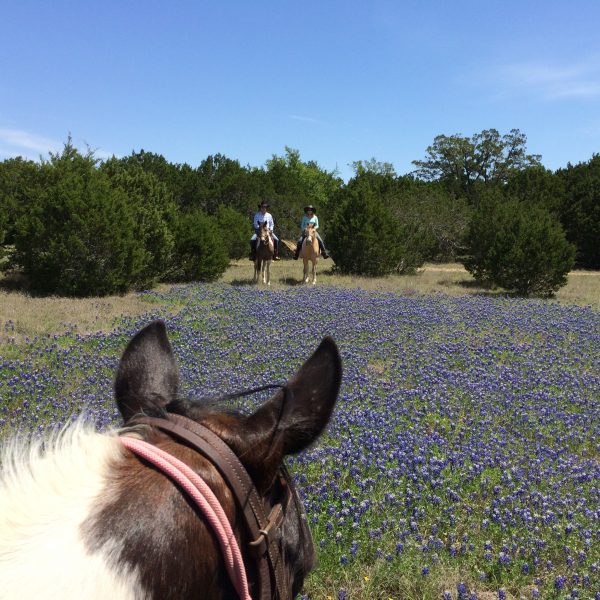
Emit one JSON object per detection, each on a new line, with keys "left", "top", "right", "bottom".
{"left": 1, "top": 284, "right": 598, "bottom": 599}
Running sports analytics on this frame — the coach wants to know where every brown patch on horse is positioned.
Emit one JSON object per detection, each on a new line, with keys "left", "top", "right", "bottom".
{"left": 82, "top": 428, "right": 250, "bottom": 600}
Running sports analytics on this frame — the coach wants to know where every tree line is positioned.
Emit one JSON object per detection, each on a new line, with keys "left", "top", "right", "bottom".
{"left": 0, "top": 129, "right": 597, "bottom": 297}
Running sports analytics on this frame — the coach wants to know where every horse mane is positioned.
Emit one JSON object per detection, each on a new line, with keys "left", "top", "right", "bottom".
{"left": 0, "top": 423, "right": 122, "bottom": 525}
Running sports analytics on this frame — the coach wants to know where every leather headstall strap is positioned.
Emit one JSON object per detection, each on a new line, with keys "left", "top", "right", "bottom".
{"left": 128, "top": 413, "right": 288, "bottom": 600}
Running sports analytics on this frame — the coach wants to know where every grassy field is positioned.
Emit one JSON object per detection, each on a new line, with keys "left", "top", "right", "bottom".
{"left": 1, "top": 263, "right": 599, "bottom": 599}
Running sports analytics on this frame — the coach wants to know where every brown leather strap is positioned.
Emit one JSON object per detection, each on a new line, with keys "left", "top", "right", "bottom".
{"left": 129, "top": 414, "right": 288, "bottom": 600}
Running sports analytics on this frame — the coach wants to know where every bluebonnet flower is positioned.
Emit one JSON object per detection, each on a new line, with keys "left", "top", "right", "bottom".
{"left": 555, "top": 575, "right": 566, "bottom": 590}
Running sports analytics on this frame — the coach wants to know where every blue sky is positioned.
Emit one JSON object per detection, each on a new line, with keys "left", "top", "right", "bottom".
{"left": 1, "top": 1, "right": 599, "bottom": 180}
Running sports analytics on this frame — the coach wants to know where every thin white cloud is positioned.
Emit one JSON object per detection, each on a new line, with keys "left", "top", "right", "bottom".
{"left": 290, "top": 114, "right": 325, "bottom": 124}
{"left": 0, "top": 128, "right": 61, "bottom": 158}
{"left": 0, "top": 129, "right": 117, "bottom": 161}
{"left": 494, "top": 60, "right": 600, "bottom": 100}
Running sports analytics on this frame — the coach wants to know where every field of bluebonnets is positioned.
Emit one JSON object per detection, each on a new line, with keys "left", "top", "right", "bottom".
{"left": 1, "top": 283, "right": 599, "bottom": 599}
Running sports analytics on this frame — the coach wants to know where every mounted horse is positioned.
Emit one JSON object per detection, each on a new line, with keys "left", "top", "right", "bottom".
{"left": 0, "top": 321, "right": 342, "bottom": 599}
{"left": 300, "top": 223, "right": 319, "bottom": 285}
{"left": 254, "top": 222, "right": 274, "bottom": 285}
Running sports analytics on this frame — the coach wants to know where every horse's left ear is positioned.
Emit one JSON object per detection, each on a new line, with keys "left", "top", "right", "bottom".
{"left": 231, "top": 337, "right": 342, "bottom": 491}
{"left": 115, "top": 320, "right": 179, "bottom": 422}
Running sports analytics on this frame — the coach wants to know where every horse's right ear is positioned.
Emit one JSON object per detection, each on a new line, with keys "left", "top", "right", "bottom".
{"left": 115, "top": 320, "right": 179, "bottom": 422}
{"left": 231, "top": 337, "right": 342, "bottom": 492}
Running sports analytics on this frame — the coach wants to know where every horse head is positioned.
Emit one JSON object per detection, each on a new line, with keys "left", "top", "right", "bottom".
{"left": 304, "top": 223, "right": 315, "bottom": 242}
{"left": 258, "top": 222, "right": 271, "bottom": 248}
{"left": 108, "top": 321, "right": 342, "bottom": 598}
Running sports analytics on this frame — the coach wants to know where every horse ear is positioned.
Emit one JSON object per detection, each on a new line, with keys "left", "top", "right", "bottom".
{"left": 233, "top": 337, "right": 342, "bottom": 491}
{"left": 115, "top": 320, "right": 179, "bottom": 422}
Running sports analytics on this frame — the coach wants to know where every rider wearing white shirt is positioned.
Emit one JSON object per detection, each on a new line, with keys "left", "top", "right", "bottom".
{"left": 250, "top": 201, "right": 280, "bottom": 261}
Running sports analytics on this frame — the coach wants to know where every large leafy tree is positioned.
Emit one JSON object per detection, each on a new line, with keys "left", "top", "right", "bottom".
{"left": 412, "top": 129, "right": 541, "bottom": 199}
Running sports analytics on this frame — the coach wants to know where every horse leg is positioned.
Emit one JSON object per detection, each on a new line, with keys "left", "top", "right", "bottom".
{"left": 254, "top": 258, "right": 260, "bottom": 283}
{"left": 265, "top": 260, "right": 271, "bottom": 286}
{"left": 303, "top": 258, "right": 309, "bottom": 284}
{"left": 312, "top": 258, "right": 317, "bottom": 285}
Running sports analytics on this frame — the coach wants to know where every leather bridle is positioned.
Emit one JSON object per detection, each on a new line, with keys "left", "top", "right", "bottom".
{"left": 125, "top": 411, "right": 308, "bottom": 599}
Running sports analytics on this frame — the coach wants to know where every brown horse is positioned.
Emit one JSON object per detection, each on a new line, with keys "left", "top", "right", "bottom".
{"left": 0, "top": 321, "right": 342, "bottom": 599}
{"left": 254, "top": 222, "right": 274, "bottom": 285}
{"left": 300, "top": 224, "right": 319, "bottom": 285}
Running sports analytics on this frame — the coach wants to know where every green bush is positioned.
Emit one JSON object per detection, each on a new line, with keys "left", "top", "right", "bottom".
{"left": 328, "top": 186, "right": 424, "bottom": 276}
{"left": 462, "top": 194, "right": 575, "bottom": 297}
{"left": 13, "top": 143, "right": 145, "bottom": 297}
{"left": 213, "top": 204, "right": 250, "bottom": 260}
{"left": 169, "top": 210, "right": 229, "bottom": 282}
{"left": 102, "top": 158, "right": 177, "bottom": 286}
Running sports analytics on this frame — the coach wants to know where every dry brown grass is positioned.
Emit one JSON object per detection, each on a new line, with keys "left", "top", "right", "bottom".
{"left": 1, "top": 261, "right": 597, "bottom": 344}
{"left": 224, "top": 259, "right": 600, "bottom": 308}
{"left": 0, "top": 284, "right": 181, "bottom": 344}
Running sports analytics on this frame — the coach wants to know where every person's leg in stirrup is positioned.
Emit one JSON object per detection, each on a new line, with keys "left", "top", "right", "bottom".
{"left": 317, "top": 233, "right": 329, "bottom": 259}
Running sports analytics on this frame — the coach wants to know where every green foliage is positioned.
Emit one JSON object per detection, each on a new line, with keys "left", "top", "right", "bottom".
{"left": 0, "top": 157, "right": 43, "bottom": 245}
{"left": 328, "top": 185, "right": 425, "bottom": 277}
{"left": 413, "top": 129, "right": 541, "bottom": 199}
{"left": 506, "top": 166, "right": 566, "bottom": 216}
{"left": 0, "top": 199, "right": 6, "bottom": 247}
{"left": 169, "top": 210, "right": 229, "bottom": 282}
{"left": 351, "top": 158, "right": 397, "bottom": 177}
{"left": 101, "top": 158, "right": 177, "bottom": 286}
{"left": 213, "top": 204, "right": 250, "bottom": 260}
{"left": 13, "top": 141, "right": 145, "bottom": 296}
{"left": 265, "top": 147, "right": 343, "bottom": 239}
{"left": 462, "top": 192, "right": 576, "bottom": 297}
{"left": 556, "top": 154, "right": 600, "bottom": 268}
{"left": 390, "top": 178, "right": 472, "bottom": 262}
{"left": 344, "top": 172, "right": 470, "bottom": 263}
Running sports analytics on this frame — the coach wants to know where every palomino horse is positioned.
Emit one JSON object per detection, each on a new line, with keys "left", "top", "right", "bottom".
{"left": 0, "top": 321, "right": 342, "bottom": 600}
{"left": 254, "top": 222, "right": 274, "bottom": 285}
{"left": 300, "top": 223, "right": 319, "bottom": 285}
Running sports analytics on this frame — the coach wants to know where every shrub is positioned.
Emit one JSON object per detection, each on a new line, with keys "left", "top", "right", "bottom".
{"left": 328, "top": 186, "right": 424, "bottom": 276}
{"left": 169, "top": 210, "right": 229, "bottom": 282}
{"left": 13, "top": 143, "right": 145, "bottom": 296}
{"left": 102, "top": 158, "right": 177, "bottom": 287}
{"left": 213, "top": 204, "right": 250, "bottom": 260}
{"left": 462, "top": 194, "right": 575, "bottom": 297}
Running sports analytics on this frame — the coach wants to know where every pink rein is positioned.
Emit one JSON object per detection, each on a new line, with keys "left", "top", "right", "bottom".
{"left": 120, "top": 436, "right": 251, "bottom": 600}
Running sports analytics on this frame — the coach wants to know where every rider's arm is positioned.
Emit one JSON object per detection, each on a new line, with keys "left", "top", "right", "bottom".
{"left": 313, "top": 215, "right": 319, "bottom": 230}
